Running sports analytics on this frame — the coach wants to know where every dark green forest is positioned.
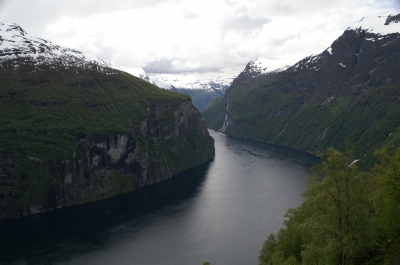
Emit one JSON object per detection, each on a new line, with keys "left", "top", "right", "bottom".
{"left": 0, "top": 62, "right": 214, "bottom": 219}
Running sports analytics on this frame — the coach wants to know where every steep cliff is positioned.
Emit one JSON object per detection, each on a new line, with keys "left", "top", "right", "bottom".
{"left": 0, "top": 62, "right": 214, "bottom": 220}
{"left": 203, "top": 13, "right": 400, "bottom": 166}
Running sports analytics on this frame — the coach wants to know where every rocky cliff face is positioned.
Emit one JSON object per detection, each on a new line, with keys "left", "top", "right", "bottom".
{"left": 1, "top": 95, "right": 213, "bottom": 219}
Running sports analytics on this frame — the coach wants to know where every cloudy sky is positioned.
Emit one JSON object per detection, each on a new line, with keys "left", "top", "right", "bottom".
{"left": 0, "top": 0, "right": 399, "bottom": 76}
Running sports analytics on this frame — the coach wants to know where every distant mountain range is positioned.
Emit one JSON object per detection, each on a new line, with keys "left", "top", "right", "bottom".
{"left": 123, "top": 69, "right": 235, "bottom": 112}
{"left": 203, "top": 12, "right": 400, "bottom": 168}
{"left": 128, "top": 59, "right": 305, "bottom": 112}
{"left": 148, "top": 73, "right": 235, "bottom": 112}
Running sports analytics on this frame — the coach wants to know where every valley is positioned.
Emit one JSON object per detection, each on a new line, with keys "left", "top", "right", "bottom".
{"left": 1, "top": 7, "right": 400, "bottom": 265}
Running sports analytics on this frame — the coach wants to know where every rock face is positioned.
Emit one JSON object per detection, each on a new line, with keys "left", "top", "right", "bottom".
{"left": 0, "top": 84, "right": 214, "bottom": 219}
{"left": 1, "top": 98, "right": 213, "bottom": 218}
{"left": 0, "top": 21, "right": 214, "bottom": 220}
{"left": 203, "top": 13, "right": 400, "bottom": 166}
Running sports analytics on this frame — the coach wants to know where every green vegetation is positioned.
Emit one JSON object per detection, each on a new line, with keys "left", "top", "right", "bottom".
{"left": 0, "top": 64, "right": 188, "bottom": 135}
{"left": 204, "top": 30, "right": 400, "bottom": 169}
{"left": 0, "top": 62, "right": 214, "bottom": 219}
{"left": 203, "top": 29, "right": 400, "bottom": 264}
{"left": 171, "top": 88, "right": 222, "bottom": 113}
{"left": 203, "top": 73, "right": 400, "bottom": 170}
{"left": 203, "top": 95, "right": 226, "bottom": 129}
{"left": 259, "top": 146, "right": 400, "bottom": 265}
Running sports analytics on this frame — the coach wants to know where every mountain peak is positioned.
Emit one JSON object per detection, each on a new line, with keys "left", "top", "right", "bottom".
{"left": 0, "top": 20, "right": 28, "bottom": 36}
{"left": 348, "top": 12, "right": 400, "bottom": 35}
{"left": 0, "top": 20, "right": 113, "bottom": 71}
{"left": 242, "top": 57, "right": 302, "bottom": 78}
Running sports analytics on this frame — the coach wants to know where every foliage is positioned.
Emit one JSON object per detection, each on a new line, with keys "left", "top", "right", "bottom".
{"left": 204, "top": 71, "right": 400, "bottom": 170}
{"left": 202, "top": 95, "right": 226, "bottom": 130}
{"left": 259, "top": 147, "right": 400, "bottom": 265}
{"left": 0, "top": 65, "right": 188, "bottom": 135}
{"left": 0, "top": 64, "right": 214, "bottom": 219}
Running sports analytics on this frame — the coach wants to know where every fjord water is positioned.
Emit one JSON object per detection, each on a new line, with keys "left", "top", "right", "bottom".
{"left": 0, "top": 130, "right": 318, "bottom": 265}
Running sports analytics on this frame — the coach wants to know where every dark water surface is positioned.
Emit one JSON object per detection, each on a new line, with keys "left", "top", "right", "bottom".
{"left": 0, "top": 130, "right": 319, "bottom": 265}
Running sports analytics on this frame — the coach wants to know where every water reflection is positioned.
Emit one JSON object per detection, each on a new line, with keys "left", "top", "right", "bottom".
{"left": 0, "top": 162, "right": 212, "bottom": 264}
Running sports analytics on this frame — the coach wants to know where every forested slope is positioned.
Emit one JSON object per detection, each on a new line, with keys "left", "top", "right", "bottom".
{"left": 0, "top": 60, "right": 214, "bottom": 220}
{"left": 203, "top": 14, "right": 400, "bottom": 168}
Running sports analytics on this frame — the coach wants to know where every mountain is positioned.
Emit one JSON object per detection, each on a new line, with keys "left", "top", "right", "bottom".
{"left": 150, "top": 72, "right": 233, "bottom": 93}
{"left": 124, "top": 67, "right": 152, "bottom": 82}
{"left": 0, "top": 21, "right": 113, "bottom": 70}
{"left": 148, "top": 73, "right": 235, "bottom": 112}
{"left": 0, "top": 20, "right": 214, "bottom": 219}
{"left": 241, "top": 57, "right": 302, "bottom": 79}
{"left": 203, "top": 12, "right": 400, "bottom": 168}
{"left": 120, "top": 67, "right": 235, "bottom": 113}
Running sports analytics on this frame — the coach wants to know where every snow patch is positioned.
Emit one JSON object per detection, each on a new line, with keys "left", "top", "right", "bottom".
{"left": 243, "top": 57, "right": 302, "bottom": 78}
{"left": 119, "top": 67, "right": 151, "bottom": 81}
{"left": 348, "top": 13, "right": 400, "bottom": 36}
{"left": 327, "top": 46, "right": 332, "bottom": 55}
{"left": 149, "top": 72, "right": 235, "bottom": 92}
{"left": 291, "top": 54, "right": 321, "bottom": 72}
{"left": 0, "top": 20, "right": 113, "bottom": 71}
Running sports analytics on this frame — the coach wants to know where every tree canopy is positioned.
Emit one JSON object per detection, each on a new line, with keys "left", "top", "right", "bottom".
{"left": 259, "top": 147, "right": 400, "bottom": 265}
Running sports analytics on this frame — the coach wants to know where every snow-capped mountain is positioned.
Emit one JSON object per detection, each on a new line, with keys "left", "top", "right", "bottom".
{"left": 0, "top": 19, "right": 232, "bottom": 112}
{"left": 242, "top": 57, "right": 302, "bottom": 78}
{"left": 241, "top": 13, "right": 400, "bottom": 80}
{"left": 287, "top": 12, "right": 400, "bottom": 73}
{"left": 348, "top": 12, "right": 400, "bottom": 35}
{"left": 120, "top": 67, "right": 152, "bottom": 81}
{"left": 146, "top": 73, "right": 235, "bottom": 112}
{"left": 0, "top": 20, "right": 114, "bottom": 71}
{"left": 0, "top": 20, "right": 165, "bottom": 83}
{"left": 149, "top": 73, "right": 235, "bottom": 94}
{"left": 203, "top": 12, "right": 400, "bottom": 165}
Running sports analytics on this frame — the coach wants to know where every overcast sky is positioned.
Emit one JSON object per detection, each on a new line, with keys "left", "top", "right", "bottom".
{"left": 1, "top": 0, "right": 399, "bottom": 76}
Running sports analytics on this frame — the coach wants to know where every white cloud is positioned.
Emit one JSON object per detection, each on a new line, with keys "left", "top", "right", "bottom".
{"left": 0, "top": 0, "right": 399, "bottom": 75}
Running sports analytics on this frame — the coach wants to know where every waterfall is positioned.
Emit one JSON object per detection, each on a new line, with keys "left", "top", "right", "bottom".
{"left": 221, "top": 98, "right": 230, "bottom": 132}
